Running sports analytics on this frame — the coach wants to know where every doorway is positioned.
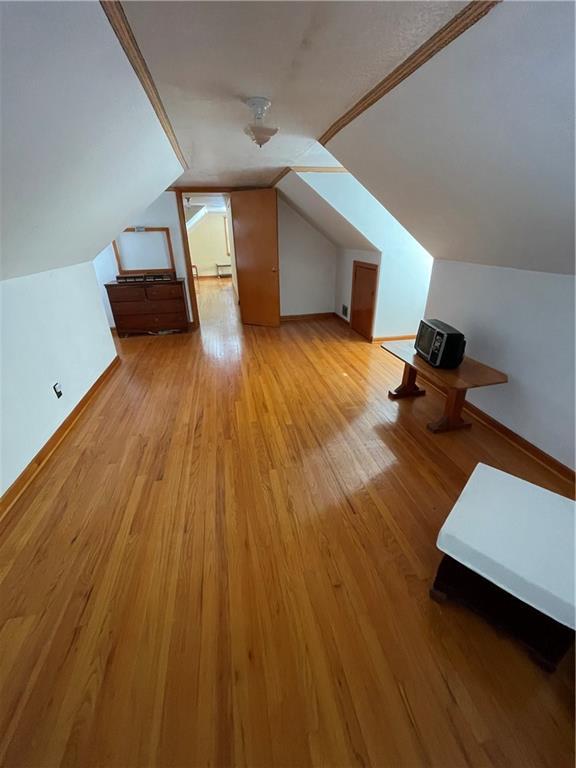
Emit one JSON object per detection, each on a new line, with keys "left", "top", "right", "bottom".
{"left": 180, "top": 192, "right": 238, "bottom": 325}
{"left": 350, "top": 260, "right": 378, "bottom": 341}
{"left": 179, "top": 188, "right": 281, "bottom": 330}
{"left": 183, "top": 194, "right": 235, "bottom": 280}
{"left": 230, "top": 189, "right": 280, "bottom": 327}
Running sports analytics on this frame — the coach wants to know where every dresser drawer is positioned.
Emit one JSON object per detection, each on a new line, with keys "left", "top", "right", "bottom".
{"left": 145, "top": 284, "right": 184, "bottom": 300}
{"left": 116, "top": 312, "right": 188, "bottom": 333}
{"left": 111, "top": 299, "right": 184, "bottom": 316}
{"left": 106, "top": 285, "right": 146, "bottom": 302}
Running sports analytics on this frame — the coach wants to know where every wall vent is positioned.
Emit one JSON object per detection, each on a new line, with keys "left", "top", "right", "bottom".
{"left": 342, "top": 304, "right": 348, "bottom": 317}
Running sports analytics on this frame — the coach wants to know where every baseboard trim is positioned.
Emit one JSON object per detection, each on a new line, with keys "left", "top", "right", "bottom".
{"left": 461, "top": 401, "right": 575, "bottom": 483}
{"left": 0, "top": 356, "right": 121, "bottom": 518}
{"left": 415, "top": 374, "right": 574, "bottom": 483}
{"left": 373, "top": 334, "right": 417, "bottom": 343}
{"left": 196, "top": 274, "right": 231, "bottom": 280}
{"left": 280, "top": 312, "right": 335, "bottom": 322}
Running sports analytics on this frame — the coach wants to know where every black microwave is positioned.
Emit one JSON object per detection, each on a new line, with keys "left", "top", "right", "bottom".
{"left": 415, "top": 319, "right": 466, "bottom": 369}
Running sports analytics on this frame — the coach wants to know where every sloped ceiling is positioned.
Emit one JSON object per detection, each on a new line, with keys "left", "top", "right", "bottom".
{"left": 123, "top": 1, "right": 466, "bottom": 186}
{"left": 184, "top": 204, "right": 205, "bottom": 222}
{"left": 327, "top": 1, "right": 575, "bottom": 275}
{"left": 183, "top": 194, "right": 228, "bottom": 213}
{"left": 0, "top": 2, "right": 184, "bottom": 281}
{"left": 298, "top": 171, "right": 431, "bottom": 260}
{"left": 278, "top": 173, "right": 376, "bottom": 251}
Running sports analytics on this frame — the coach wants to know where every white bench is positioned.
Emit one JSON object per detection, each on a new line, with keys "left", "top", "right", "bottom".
{"left": 432, "top": 463, "right": 575, "bottom": 670}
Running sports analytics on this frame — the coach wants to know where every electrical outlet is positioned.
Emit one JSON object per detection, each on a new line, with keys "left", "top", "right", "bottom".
{"left": 342, "top": 304, "right": 348, "bottom": 318}
{"left": 53, "top": 382, "right": 63, "bottom": 399}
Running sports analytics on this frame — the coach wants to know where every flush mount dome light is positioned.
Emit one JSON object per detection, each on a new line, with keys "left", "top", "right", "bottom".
{"left": 244, "top": 97, "right": 278, "bottom": 148}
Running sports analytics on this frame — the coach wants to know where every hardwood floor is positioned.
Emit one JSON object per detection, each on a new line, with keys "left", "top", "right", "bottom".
{"left": 1, "top": 277, "right": 573, "bottom": 768}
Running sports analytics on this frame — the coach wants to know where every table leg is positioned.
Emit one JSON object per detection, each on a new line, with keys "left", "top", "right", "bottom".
{"left": 427, "top": 388, "right": 471, "bottom": 433}
{"left": 388, "top": 363, "right": 426, "bottom": 400}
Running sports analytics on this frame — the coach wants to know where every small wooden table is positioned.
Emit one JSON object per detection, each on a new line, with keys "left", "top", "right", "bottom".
{"left": 381, "top": 340, "right": 508, "bottom": 433}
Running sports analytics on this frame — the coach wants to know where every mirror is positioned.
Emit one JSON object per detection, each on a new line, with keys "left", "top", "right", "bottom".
{"left": 113, "top": 227, "right": 176, "bottom": 275}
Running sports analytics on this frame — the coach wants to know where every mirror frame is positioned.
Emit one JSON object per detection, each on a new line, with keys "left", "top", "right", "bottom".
{"left": 113, "top": 227, "right": 176, "bottom": 275}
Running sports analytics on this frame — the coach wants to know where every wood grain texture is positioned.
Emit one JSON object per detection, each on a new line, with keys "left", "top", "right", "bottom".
{"left": 0, "top": 281, "right": 573, "bottom": 768}
{"left": 350, "top": 261, "right": 378, "bottom": 341}
{"left": 281, "top": 312, "right": 336, "bottom": 322}
{"left": 174, "top": 190, "right": 200, "bottom": 330}
{"left": 99, "top": 1, "right": 187, "bottom": 169}
{"left": 230, "top": 189, "right": 280, "bottom": 327}
{"left": 382, "top": 339, "right": 508, "bottom": 390}
{"left": 167, "top": 186, "right": 266, "bottom": 194}
{"left": 106, "top": 279, "right": 189, "bottom": 336}
{"left": 269, "top": 167, "right": 291, "bottom": 187}
{"left": 373, "top": 335, "right": 417, "bottom": 343}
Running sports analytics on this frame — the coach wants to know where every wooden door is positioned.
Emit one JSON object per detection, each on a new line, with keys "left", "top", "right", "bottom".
{"left": 230, "top": 189, "right": 280, "bottom": 326}
{"left": 350, "top": 261, "right": 378, "bottom": 340}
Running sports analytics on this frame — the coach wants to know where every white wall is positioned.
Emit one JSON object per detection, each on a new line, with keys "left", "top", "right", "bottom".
{"left": 426, "top": 260, "right": 575, "bottom": 469}
{"left": 277, "top": 175, "right": 374, "bottom": 251}
{"left": 278, "top": 200, "right": 338, "bottom": 316}
{"left": 1, "top": 263, "right": 117, "bottom": 494}
{"left": 301, "top": 173, "right": 432, "bottom": 337}
{"left": 327, "top": 2, "right": 574, "bottom": 275}
{"left": 0, "top": 2, "right": 184, "bottom": 281}
{"left": 187, "top": 213, "right": 230, "bottom": 277}
{"left": 335, "top": 249, "right": 380, "bottom": 324}
{"left": 93, "top": 245, "right": 118, "bottom": 327}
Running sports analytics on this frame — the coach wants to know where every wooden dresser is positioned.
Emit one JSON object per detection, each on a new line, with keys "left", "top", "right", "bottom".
{"left": 105, "top": 279, "right": 189, "bottom": 336}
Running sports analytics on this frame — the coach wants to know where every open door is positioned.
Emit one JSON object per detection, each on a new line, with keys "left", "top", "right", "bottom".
{"left": 350, "top": 260, "right": 378, "bottom": 341}
{"left": 230, "top": 189, "right": 280, "bottom": 326}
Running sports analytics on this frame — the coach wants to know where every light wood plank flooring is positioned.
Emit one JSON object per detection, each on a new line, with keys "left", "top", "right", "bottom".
{"left": 1, "top": 277, "right": 573, "bottom": 767}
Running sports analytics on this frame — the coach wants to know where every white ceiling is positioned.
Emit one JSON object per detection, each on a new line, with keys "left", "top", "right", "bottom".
{"left": 1, "top": 2, "right": 182, "bottom": 280}
{"left": 123, "top": 1, "right": 466, "bottom": 186}
{"left": 278, "top": 173, "right": 376, "bottom": 251}
{"left": 182, "top": 193, "right": 228, "bottom": 212}
{"left": 328, "top": 1, "right": 575, "bottom": 275}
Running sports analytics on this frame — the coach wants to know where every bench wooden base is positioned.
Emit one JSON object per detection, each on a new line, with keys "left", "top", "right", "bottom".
{"left": 381, "top": 342, "right": 508, "bottom": 434}
{"left": 388, "top": 363, "right": 426, "bottom": 400}
{"left": 427, "top": 389, "right": 472, "bottom": 433}
{"left": 431, "top": 555, "right": 574, "bottom": 672}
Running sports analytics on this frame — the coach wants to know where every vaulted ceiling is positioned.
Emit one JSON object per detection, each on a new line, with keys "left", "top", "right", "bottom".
{"left": 123, "top": 1, "right": 467, "bottom": 186}
{"left": 1, "top": 2, "right": 183, "bottom": 281}
{"left": 278, "top": 173, "right": 376, "bottom": 251}
{"left": 327, "top": 1, "right": 575, "bottom": 274}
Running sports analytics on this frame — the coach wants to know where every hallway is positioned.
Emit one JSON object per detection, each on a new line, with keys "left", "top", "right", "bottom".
{"left": 0, "top": 280, "right": 573, "bottom": 767}
{"left": 196, "top": 276, "right": 240, "bottom": 328}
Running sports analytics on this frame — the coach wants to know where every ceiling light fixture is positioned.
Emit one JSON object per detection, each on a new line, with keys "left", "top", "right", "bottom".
{"left": 244, "top": 97, "right": 278, "bottom": 148}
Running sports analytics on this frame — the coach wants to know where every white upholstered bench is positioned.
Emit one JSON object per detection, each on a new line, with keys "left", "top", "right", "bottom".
{"left": 431, "top": 463, "right": 575, "bottom": 671}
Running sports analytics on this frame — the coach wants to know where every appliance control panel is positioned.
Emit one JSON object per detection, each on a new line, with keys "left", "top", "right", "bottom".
{"left": 429, "top": 332, "right": 445, "bottom": 365}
